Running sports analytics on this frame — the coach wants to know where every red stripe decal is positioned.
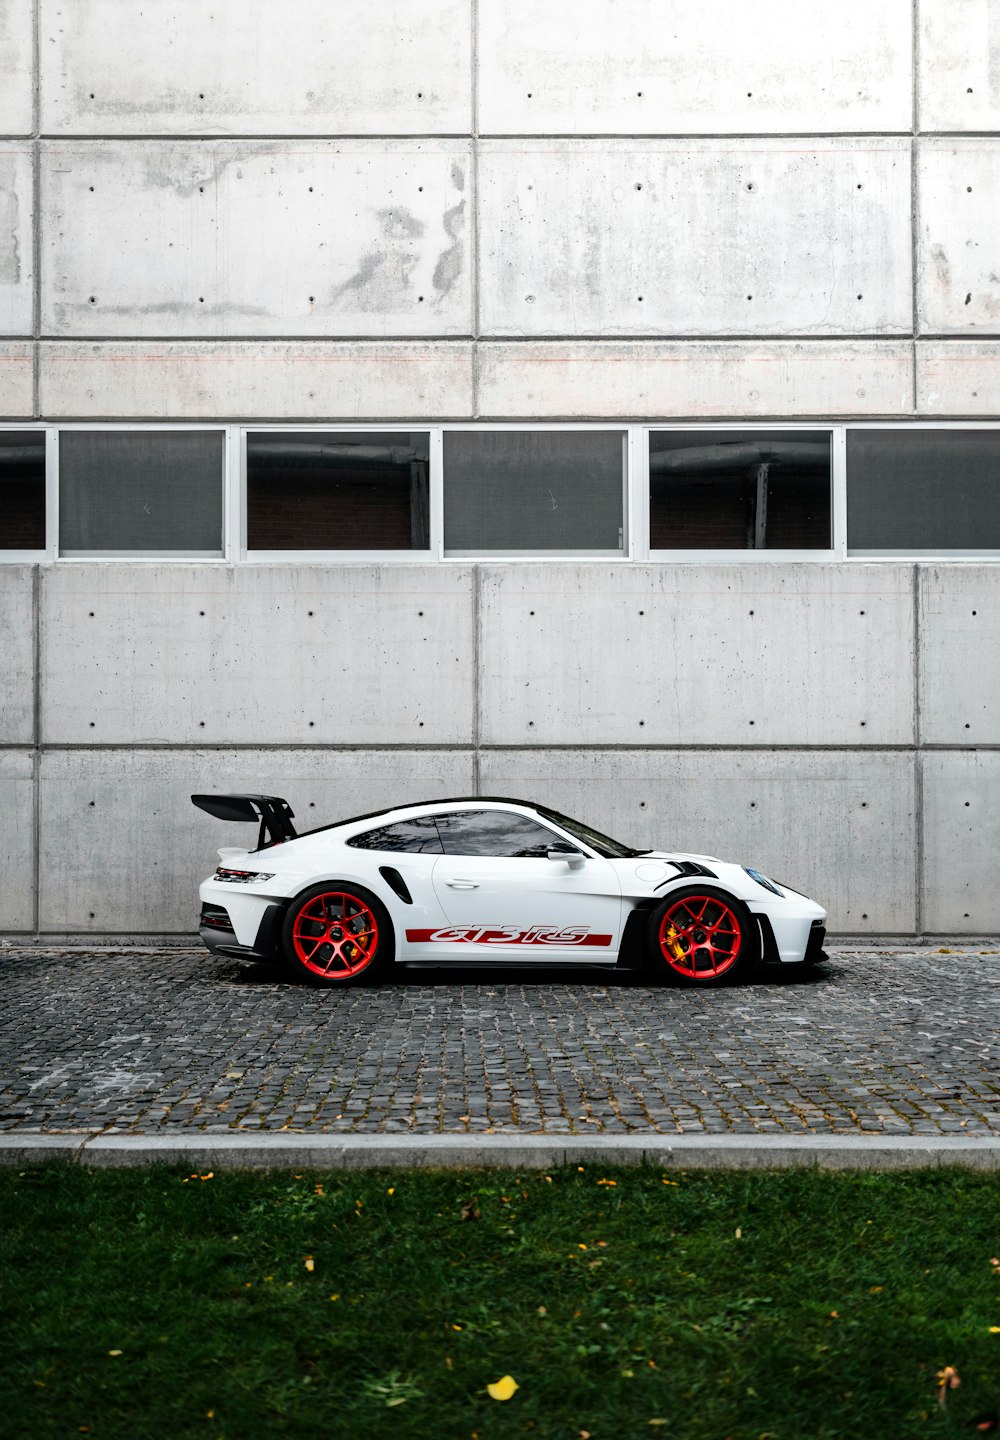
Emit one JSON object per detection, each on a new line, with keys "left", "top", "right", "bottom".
{"left": 405, "top": 926, "right": 613, "bottom": 947}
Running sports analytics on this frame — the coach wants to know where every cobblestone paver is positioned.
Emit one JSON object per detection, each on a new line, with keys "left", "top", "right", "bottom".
{"left": 1, "top": 947, "right": 998, "bottom": 1136}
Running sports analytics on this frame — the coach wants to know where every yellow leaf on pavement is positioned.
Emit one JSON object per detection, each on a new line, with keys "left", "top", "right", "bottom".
{"left": 487, "top": 1375, "right": 519, "bottom": 1402}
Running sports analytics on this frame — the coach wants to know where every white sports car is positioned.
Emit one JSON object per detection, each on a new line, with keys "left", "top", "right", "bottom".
{"left": 193, "top": 794, "right": 827, "bottom": 988}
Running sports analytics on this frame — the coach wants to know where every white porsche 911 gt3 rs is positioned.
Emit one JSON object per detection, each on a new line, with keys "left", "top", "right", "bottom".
{"left": 193, "top": 794, "right": 827, "bottom": 988}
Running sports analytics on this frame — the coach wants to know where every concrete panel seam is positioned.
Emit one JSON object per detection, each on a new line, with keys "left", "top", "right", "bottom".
{"left": 21, "top": 748, "right": 974, "bottom": 760}
{"left": 31, "top": 565, "right": 39, "bottom": 934}
{"left": 472, "top": 564, "right": 482, "bottom": 794}
{"left": 913, "top": 564, "right": 923, "bottom": 935}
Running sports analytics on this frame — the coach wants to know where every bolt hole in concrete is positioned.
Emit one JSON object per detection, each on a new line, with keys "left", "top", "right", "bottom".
{"left": 88, "top": 801, "right": 95, "bottom": 807}
{"left": 972, "top": 609, "right": 977, "bottom": 615}
{"left": 967, "top": 186, "right": 973, "bottom": 192}
{"left": 860, "top": 721, "right": 866, "bottom": 727}
{"left": 746, "top": 294, "right": 753, "bottom": 300}
{"left": 635, "top": 183, "right": 643, "bottom": 190}
{"left": 861, "top": 802, "right": 868, "bottom": 808}
{"left": 965, "top": 802, "right": 971, "bottom": 807}
{"left": 307, "top": 610, "right": 313, "bottom": 616}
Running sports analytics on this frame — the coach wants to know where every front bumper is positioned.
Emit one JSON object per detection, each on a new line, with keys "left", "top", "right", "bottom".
{"left": 751, "top": 893, "right": 828, "bottom": 963}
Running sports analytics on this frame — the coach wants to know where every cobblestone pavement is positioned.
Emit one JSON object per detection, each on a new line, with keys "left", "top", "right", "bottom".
{"left": 1, "top": 946, "right": 998, "bottom": 1137}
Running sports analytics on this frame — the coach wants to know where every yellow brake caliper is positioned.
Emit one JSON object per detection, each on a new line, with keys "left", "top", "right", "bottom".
{"left": 664, "top": 923, "right": 685, "bottom": 960}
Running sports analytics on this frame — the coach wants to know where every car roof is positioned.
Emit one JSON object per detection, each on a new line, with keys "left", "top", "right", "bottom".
{"left": 295, "top": 796, "right": 556, "bottom": 841}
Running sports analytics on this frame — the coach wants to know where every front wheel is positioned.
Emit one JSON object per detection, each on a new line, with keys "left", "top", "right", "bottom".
{"left": 281, "top": 883, "right": 393, "bottom": 987}
{"left": 647, "top": 887, "right": 759, "bottom": 987}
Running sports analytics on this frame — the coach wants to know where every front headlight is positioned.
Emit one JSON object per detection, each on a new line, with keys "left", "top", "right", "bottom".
{"left": 743, "top": 867, "right": 784, "bottom": 897}
{"left": 214, "top": 868, "right": 276, "bottom": 884}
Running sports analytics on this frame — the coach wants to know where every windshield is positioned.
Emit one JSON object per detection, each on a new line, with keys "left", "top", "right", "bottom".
{"left": 537, "top": 805, "right": 648, "bottom": 859}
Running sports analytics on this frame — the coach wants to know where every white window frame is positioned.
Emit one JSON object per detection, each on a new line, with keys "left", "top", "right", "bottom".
{"left": 845, "top": 421, "right": 1000, "bottom": 562}
{"left": 240, "top": 423, "right": 439, "bottom": 564}
{"left": 439, "top": 422, "right": 631, "bottom": 561}
{"left": 3, "top": 419, "right": 1000, "bottom": 564}
{"left": 0, "top": 424, "right": 53, "bottom": 562}
{"left": 641, "top": 422, "right": 845, "bottom": 564}
{"left": 54, "top": 424, "right": 230, "bottom": 562}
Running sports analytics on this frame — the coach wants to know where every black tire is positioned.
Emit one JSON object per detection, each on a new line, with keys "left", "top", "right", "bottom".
{"left": 647, "top": 885, "right": 759, "bottom": 987}
{"left": 281, "top": 882, "right": 393, "bottom": 987}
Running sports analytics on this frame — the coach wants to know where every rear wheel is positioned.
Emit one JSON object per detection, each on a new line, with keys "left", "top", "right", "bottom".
{"left": 647, "top": 887, "right": 759, "bottom": 986}
{"left": 281, "top": 883, "right": 392, "bottom": 987}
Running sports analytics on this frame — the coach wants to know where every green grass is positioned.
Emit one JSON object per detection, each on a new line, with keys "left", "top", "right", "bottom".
{"left": 1, "top": 1165, "right": 998, "bottom": 1439}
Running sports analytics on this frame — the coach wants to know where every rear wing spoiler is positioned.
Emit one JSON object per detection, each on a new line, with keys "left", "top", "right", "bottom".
{"left": 191, "top": 794, "right": 297, "bottom": 850}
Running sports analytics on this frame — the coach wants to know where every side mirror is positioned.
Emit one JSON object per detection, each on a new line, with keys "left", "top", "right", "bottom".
{"left": 547, "top": 845, "right": 586, "bottom": 869}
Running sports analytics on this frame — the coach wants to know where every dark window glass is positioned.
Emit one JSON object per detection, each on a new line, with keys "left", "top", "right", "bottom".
{"left": 0, "top": 431, "right": 45, "bottom": 550}
{"left": 59, "top": 430, "right": 223, "bottom": 554}
{"left": 437, "top": 809, "right": 562, "bottom": 858}
{"left": 444, "top": 431, "right": 625, "bottom": 552}
{"left": 346, "top": 818, "right": 444, "bottom": 854}
{"left": 848, "top": 429, "right": 1000, "bottom": 551}
{"left": 649, "top": 430, "right": 831, "bottom": 550}
{"left": 247, "top": 431, "right": 430, "bottom": 550}
{"left": 537, "top": 806, "right": 642, "bottom": 859}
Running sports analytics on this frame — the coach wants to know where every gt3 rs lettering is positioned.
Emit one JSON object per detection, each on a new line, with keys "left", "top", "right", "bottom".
{"left": 405, "top": 925, "right": 613, "bottom": 947}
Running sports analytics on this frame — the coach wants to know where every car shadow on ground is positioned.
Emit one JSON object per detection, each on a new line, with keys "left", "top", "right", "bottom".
{"left": 221, "top": 958, "right": 835, "bottom": 990}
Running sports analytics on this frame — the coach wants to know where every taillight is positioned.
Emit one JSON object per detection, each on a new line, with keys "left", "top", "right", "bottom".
{"left": 213, "top": 868, "right": 276, "bottom": 884}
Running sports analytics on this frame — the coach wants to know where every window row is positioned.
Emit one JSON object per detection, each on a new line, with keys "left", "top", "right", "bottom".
{"left": 3, "top": 424, "right": 1000, "bottom": 561}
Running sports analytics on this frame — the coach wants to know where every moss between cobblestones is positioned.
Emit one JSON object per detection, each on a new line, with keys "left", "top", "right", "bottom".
{"left": 1, "top": 1166, "right": 997, "bottom": 1439}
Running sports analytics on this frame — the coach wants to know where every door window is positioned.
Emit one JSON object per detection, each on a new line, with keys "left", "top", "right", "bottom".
{"left": 436, "top": 809, "right": 563, "bottom": 858}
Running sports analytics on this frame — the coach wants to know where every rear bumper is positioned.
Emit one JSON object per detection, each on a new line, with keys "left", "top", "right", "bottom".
{"left": 198, "top": 901, "right": 284, "bottom": 962}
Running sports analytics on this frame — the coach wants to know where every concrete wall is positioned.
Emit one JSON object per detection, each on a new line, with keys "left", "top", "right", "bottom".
{"left": 1, "top": 2, "right": 998, "bottom": 939}
{"left": 4, "top": 558, "right": 999, "bottom": 938}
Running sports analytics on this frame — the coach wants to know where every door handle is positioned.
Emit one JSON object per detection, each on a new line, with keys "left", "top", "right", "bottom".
{"left": 445, "top": 879, "right": 479, "bottom": 889}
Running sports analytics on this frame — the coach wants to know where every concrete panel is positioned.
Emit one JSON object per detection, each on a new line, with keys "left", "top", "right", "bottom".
{"left": 919, "top": 566, "right": 1000, "bottom": 744}
{"left": 480, "top": 749, "right": 917, "bottom": 933}
{"left": 39, "top": 341, "right": 474, "bottom": 419}
{"left": 480, "top": 0, "right": 912, "bottom": 135}
{"left": 0, "top": 750, "right": 34, "bottom": 930}
{"left": 0, "top": 342, "right": 33, "bottom": 414}
{"left": 479, "top": 564, "right": 915, "bottom": 746}
{"left": 916, "top": 342, "right": 1000, "bottom": 415}
{"left": 919, "top": 0, "right": 1000, "bottom": 132}
{"left": 479, "top": 140, "right": 912, "bottom": 337}
{"left": 478, "top": 341, "right": 914, "bottom": 418}
{"left": 0, "top": 1, "right": 33, "bottom": 135}
{"left": 40, "top": 0, "right": 471, "bottom": 135}
{"left": 918, "top": 141, "right": 1000, "bottom": 334}
{"left": 921, "top": 751, "right": 1000, "bottom": 933}
{"left": 40, "top": 565, "right": 475, "bottom": 745}
{"left": 0, "top": 145, "right": 33, "bottom": 335}
{"left": 0, "top": 565, "right": 35, "bottom": 743}
{"left": 41, "top": 141, "right": 472, "bottom": 337}
{"left": 38, "top": 748, "right": 475, "bottom": 933}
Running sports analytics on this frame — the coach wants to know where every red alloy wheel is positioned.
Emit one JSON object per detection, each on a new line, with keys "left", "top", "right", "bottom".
{"left": 290, "top": 890, "right": 379, "bottom": 979}
{"left": 657, "top": 893, "right": 743, "bottom": 981}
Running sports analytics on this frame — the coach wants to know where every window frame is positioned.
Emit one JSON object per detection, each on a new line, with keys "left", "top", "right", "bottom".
{"left": 3, "top": 419, "right": 1000, "bottom": 564}
{"left": 640, "top": 422, "right": 845, "bottom": 563}
{"left": 439, "top": 422, "right": 632, "bottom": 561}
{"left": 53, "top": 423, "right": 230, "bottom": 562}
{"left": 240, "top": 423, "right": 440, "bottom": 564}
{"left": 844, "top": 421, "right": 1000, "bottom": 561}
{"left": 0, "top": 425, "right": 54, "bottom": 562}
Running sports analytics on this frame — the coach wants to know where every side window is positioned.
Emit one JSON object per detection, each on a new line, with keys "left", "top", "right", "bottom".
{"left": 346, "top": 818, "right": 444, "bottom": 854}
{"left": 437, "top": 810, "right": 562, "bottom": 858}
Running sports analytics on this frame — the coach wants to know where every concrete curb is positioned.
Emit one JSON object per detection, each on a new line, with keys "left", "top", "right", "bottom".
{"left": 2, "top": 1132, "right": 1000, "bottom": 1170}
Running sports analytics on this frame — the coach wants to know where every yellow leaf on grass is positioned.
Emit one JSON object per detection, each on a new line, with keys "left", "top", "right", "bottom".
{"left": 107, "top": 1350, "right": 122, "bottom": 1357}
{"left": 304, "top": 1256, "right": 315, "bottom": 1272}
{"left": 487, "top": 1375, "right": 519, "bottom": 1402}
{"left": 989, "top": 1326, "right": 1000, "bottom": 1333}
